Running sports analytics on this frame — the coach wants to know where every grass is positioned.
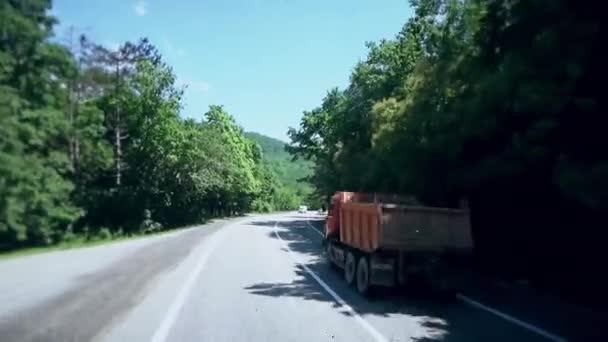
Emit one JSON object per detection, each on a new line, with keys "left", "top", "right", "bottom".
{"left": 0, "top": 214, "right": 256, "bottom": 262}
{"left": 0, "top": 226, "right": 195, "bottom": 262}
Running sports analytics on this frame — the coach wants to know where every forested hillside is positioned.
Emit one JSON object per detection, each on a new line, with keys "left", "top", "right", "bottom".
{"left": 287, "top": 0, "right": 606, "bottom": 304}
{"left": 244, "top": 132, "right": 312, "bottom": 195}
{"left": 0, "top": 1, "right": 294, "bottom": 250}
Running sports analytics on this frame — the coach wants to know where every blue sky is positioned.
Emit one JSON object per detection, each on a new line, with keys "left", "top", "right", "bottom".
{"left": 53, "top": 0, "right": 412, "bottom": 141}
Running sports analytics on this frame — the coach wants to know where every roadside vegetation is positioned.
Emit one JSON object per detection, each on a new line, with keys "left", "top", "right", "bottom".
{"left": 244, "top": 132, "right": 314, "bottom": 208}
{"left": 0, "top": 0, "right": 305, "bottom": 252}
{"left": 0, "top": 224, "right": 181, "bottom": 261}
{"left": 287, "top": 0, "right": 606, "bottom": 305}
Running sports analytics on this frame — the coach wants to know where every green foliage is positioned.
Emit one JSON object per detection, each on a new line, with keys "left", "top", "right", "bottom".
{"left": 288, "top": 0, "right": 605, "bottom": 208}
{"left": 139, "top": 209, "right": 162, "bottom": 234}
{"left": 288, "top": 0, "right": 606, "bottom": 299}
{"left": 244, "top": 132, "right": 313, "bottom": 209}
{"left": 95, "top": 227, "right": 112, "bottom": 241}
{"left": 0, "top": 1, "right": 301, "bottom": 250}
{"left": 0, "top": 1, "right": 82, "bottom": 246}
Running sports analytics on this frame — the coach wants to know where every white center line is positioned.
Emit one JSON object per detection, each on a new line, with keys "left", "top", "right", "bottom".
{"left": 274, "top": 221, "right": 389, "bottom": 342}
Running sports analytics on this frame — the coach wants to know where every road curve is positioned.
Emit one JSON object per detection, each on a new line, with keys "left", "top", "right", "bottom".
{"left": 0, "top": 213, "right": 553, "bottom": 341}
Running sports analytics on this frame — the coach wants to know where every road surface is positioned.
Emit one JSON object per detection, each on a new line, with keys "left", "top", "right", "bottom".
{"left": 0, "top": 213, "right": 589, "bottom": 341}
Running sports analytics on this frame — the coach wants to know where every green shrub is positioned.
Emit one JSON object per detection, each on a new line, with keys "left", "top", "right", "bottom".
{"left": 139, "top": 210, "right": 162, "bottom": 234}
{"left": 96, "top": 227, "right": 112, "bottom": 240}
{"left": 61, "top": 230, "right": 78, "bottom": 243}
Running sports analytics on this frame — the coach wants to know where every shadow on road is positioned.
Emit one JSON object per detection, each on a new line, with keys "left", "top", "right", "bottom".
{"left": 246, "top": 267, "right": 333, "bottom": 303}
{"left": 243, "top": 217, "right": 481, "bottom": 341}
{"left": 244, "top": 217, "right": 561, "bottom": 341}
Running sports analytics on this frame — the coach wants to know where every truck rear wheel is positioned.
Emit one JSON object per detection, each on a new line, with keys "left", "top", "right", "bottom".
{"left": 344, "top": 251, "right": 356, "bottom": 284}
{"left": 325, "top": 242, "right": 337, "bottom": 269}
{"left": 356, "top": 256, "right": 371, "bottom": 296}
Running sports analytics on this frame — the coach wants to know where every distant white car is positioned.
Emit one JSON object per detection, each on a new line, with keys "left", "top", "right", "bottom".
{"left": 298, "top": 205, "right": 308, "bottom": 213}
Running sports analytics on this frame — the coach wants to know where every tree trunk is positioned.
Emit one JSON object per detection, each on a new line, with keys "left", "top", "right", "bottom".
{"left": 114, "top": 63, "right": 122, "bottom": 187}
{"left": 115, "top": 124, "right": 122, "bottom": 186}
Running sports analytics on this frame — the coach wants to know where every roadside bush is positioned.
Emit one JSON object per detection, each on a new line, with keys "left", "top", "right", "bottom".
{"left": 251, "top": 199, "right": 273, "bottom": 213}
{"left": 61, "top": 230, "right": 78, "bottom": 243}
{"left": 113, "top": 227, "right": 124, "bottom": 238}
{"left": 139, "top": 209, "right": 162, "bottom": 234}
{"left": 95, "top": 227, "right": 113, "bottom": 240}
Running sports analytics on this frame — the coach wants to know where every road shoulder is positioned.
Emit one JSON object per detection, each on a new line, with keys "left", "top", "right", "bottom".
{"left": 0, "top": 219, "right": 233, "bottom": 342}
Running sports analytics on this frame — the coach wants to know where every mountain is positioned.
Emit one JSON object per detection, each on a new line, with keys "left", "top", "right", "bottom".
{"left": 244, "top": 132, "right": 312, "bottom": 194}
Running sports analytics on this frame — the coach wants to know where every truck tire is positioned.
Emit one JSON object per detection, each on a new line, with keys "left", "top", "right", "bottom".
{"left": 325, "top": 242, "right": 337, "bottom": 269}
{"left": 356, "top": 256, "right": 371, "bottom": 296}
{"left": 325, "top": 241, "right": 332, "bottom": 258}
{"left": 344, "top": 251, "right": 356, "bottom": 285}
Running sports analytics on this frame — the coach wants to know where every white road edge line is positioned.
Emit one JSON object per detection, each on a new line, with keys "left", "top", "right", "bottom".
{"left": 303, "top": 216, "right": 566, "bottom": 342}
{"left": 150, "top": 229, "right": 224, "bottom": 342}
{"left": 274, "top": 221, "right": 389, "bottom": 342}
{"left": 456, "top": 293, "right": 568, "bottom": 342}
{"left": 305, "top": 219, "right": 325, "bottom": 237}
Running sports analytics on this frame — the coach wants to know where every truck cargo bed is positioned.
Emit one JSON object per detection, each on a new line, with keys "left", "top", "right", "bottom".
{"left": 339, "top": 202, "right": 473, "bottom": 254}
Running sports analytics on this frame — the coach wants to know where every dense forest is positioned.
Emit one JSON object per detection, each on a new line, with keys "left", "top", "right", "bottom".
{"left": 287, "top": 0, "right": 606, "bottom": 304}
{"left": 0, "top": 0, "right": 299, "bottom": 249}
{"left": 244, "top": 132, "right": 313, "bottom": 203}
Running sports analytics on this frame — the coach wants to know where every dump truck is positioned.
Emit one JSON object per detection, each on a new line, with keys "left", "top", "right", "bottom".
{"left": 324, "top": 191, "right": 473, "bottom": 296}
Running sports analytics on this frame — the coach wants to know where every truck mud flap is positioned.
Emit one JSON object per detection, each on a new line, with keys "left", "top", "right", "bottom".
{"left": 370, "top": 256, "right": 396, "bottom": 287}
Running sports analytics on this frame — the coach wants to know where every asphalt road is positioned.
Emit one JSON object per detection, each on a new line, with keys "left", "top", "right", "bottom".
{"left": 0, "top": 213, "right": 566, "bottom": 341}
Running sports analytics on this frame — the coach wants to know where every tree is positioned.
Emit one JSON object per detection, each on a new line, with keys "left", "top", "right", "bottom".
{"left": 1, "top": 0, "right": 298, "bottom": 250}
{"left": 288, "top": 0, "right": 607, "bottom": 303}
{"left": 0, "top": 0, "right": 82, "bottom": 245}
{"left": 204, "top": 105, "right": 263, "bottom": 214}
{"left": 87, "top": 38, "right": 162, "bottom": 187}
